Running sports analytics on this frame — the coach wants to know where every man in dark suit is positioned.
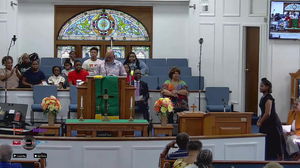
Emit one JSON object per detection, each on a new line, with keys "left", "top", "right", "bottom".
{"left": 134, "top": 69, "right": 150, "bottom": 121}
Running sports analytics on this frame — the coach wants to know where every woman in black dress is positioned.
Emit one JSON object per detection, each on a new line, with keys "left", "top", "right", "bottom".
{"left": 257, "top": 78, "right": 285, "bottom": 160}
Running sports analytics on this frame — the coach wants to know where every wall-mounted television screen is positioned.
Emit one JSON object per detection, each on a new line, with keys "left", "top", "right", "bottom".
{"left": 270, "top": 1, "right": 300, "bottom": 40}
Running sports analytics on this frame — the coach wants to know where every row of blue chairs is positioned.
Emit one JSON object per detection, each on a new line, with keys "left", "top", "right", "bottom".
{"left": 149, "top": 67, "right": 191, "bottom": 76}
{"left": 40, "top": 57, "right": 189, "bottom": 68}
{"left": 31, "top": 85, "right": 231, "bottom": 123}
{"left": 142, "top": 76, "right": 204, "bottom": 91}
{"left": 31, "top": 85, "right": 77, "bottom": 124}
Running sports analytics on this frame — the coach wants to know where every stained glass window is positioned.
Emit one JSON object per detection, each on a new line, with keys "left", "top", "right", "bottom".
{"left": 57, "top": 46, "right": 75, "bottom": 58}
{"left": 82, "top": 46, "right": 101, "bottom": 58}
{"left": 132, "top": 46, "right": 150, "bottom": 59}
{"left": 107, "top": 46, "right": 125, "bottom": 58}
{"left": 58, "top": 9, "right": 149, "bottom": 41}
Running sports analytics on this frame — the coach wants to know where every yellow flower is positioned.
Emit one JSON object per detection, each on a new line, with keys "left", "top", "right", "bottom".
{"left": 168, "top": 105, "right": 173, "bottom": 112}
{"left": 161, "top": 106, "right": 167, "bottom": 113}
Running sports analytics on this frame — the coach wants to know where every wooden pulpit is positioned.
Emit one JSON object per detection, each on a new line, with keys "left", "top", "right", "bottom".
{"left": 77, "top": 76, "right": 135, "bottom": 119}
{"left": 203, "top": 112, "right": 253, "bottom": 135}
{"left": 178, "top": 111, "right": 205, "bottom": 136}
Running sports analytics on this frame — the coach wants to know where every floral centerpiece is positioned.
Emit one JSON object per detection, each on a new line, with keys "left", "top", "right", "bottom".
{"left": 154, "top": 98, "right": 174, "bottom": 125}
{"left": 41, "top": 96, "right": 62, "bottom": 125}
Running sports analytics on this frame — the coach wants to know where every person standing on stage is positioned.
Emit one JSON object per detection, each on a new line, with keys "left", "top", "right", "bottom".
{"left": 96, "top": 50, "right": 126, "bottom": 76}
{"left": 257, "top": 78, "right": 285, "bottom": 160}
{"left": 82, "top": 47, "right": 102, "bottom": 76}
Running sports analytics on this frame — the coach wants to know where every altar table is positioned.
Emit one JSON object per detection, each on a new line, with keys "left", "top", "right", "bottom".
{"left": 65, "top": 119, "right": 149, "bottom": 137}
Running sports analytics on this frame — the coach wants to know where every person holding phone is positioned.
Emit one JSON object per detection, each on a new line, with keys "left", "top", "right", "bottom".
{"left": 161, "top": 132, "right": 190, "bottom": 160}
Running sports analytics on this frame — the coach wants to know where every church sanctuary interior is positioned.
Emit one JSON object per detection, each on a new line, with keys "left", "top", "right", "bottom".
{"left": 2, "top": 0, "right": 300, "bottom": 167}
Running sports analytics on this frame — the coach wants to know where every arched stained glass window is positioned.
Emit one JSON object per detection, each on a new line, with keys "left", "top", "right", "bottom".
{"left": 58, "top": 9, "right": 149, "bottom": 41}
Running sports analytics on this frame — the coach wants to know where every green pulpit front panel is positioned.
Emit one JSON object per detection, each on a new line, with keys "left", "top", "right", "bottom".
{"left": 95, "top": 76, "right": 119, "bottom": 117}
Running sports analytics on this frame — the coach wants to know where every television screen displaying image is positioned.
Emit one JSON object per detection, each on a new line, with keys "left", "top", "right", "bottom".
{"left": 270, "top": 1, "right": 300, "bottom": 40}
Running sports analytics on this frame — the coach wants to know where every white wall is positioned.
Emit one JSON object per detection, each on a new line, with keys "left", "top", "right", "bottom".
{"left": 0, "top": 135, "right": 265, "bottom": 168}
{"left": 153, "top": 4, "right": 189, "bottom": 61}
{"left": 13, "top": 0, "right": 300, "bottom": 121}
{"left": 17, "top": 1, "right": 54, "bottom": 57}
{"left": 17, "top": 1, "right": 189, "bottom": 60}
{"left": 187, "top": 0, "right": 300, "bottom": 121}
{"left": 0, "top": 0, "right": 18, "bottom": 63}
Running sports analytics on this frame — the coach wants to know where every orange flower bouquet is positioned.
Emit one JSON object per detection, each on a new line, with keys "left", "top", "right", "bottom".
{"left": 154, "top": 98, "right": 174, "bottom": 116}
{"left": 41, "top": 96, "right": 62, "bottom": 115}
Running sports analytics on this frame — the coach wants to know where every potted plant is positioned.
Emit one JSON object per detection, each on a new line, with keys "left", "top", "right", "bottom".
{"left": 41, "top": 96, "right": 62, "bottom": 126}
{"left": 154, "top": 98, "right": 174, "bottom": 126}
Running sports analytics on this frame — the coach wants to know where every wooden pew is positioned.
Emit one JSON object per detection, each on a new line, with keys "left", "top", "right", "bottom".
{"left": 11, "top": 158, "right": 46, "bottom": 168}
{"left": 213, "top": 160, "right": 300, "bottom": 168}
{"left": 160, "top": 159, "right": 300, "bottom": 168}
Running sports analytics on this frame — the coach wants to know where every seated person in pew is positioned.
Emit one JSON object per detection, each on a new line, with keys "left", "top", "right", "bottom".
{"left": 161, "top": 67, "right": 189, "bottom": 123}
{"left": 173, "top": 141, "right": 202, "bottom": 168}
{"left": 263, "top": 162, "right": 283, "bottom": 168}
{"left": 0, "top": 144, "right": 22, "bottom": 168}
{"left": 68, "top": 60, "right": 89, "bottom": 86}
{"left": 95, "top": 50, "right": 127, "bottom": 76}
{"left": 124, "top": 64, "right": 134, "bottom": 84}
{"left": 133, "top": 69, "right": 149, "bottom": 121}
{"left": 62, "top": 59, "right": 73, "bottom": 77}
{"left": 186, "top": 149, "right": 213, "bottom": 168}
{"left": 22, "top": 60, "right": 46, "bottom": 88}
{"left": 162, "top": 133, "right": 190, "bottom": 160}
{"left": 285, "top": 99, "right": 300, "bottom": 160}
{"left": 48, "top": 66, "right": 65, "bottom": 89}
{"left": 15, "top": 53, "right": 31, "bottom": 88}
{"left": 15, "top": 53, "right": 31, "bottom": 75}
{"left": 68, "top": 50, "right": 77, "bottom": 66}
{"left": 0, "top": 56, "right": 22, "bottom": 89}
{"left": 123, "top": 51, "right": 149, "bottom": 75}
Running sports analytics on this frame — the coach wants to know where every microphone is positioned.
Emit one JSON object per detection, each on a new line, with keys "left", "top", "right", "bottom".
{"left": 12, "top": 35, "right": 17, "bottom": 45}
{"left": 199, "top": 38, "right": 203, "bottom": 44}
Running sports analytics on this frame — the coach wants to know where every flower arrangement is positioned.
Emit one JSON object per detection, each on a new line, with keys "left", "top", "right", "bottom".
{"left": 154, "top": 98, "right": 174, "bottom": 116}
{"left": 41, "top": 96, "right": 62, "bottom": 115}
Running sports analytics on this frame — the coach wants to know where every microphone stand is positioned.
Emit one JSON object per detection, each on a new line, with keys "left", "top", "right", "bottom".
{"left": 5, "top": 36, "right": 15, "bottom": 104}
{"left": 198, "top": 38, "right": 203, "bottom": 111}
{"left": 4, "top": 69, "right": 7, "bottom": 104}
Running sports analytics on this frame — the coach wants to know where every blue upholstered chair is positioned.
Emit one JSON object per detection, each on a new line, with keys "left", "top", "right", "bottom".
{"left": 176, "top": 67, "right": 191, "bottom": 76}
{"left": 31, "top": 85, "right": 57, "bottom": 124}
{"left": 68, "top": 85, "right": 77, "bottom": 118}
{"left": 141, "top": 76, "right": 159, "bottom": 90}
{"left": 158, "top": 76, "right": 169, "bottom": 90}
{"left": 41, "top": 57, "right": 61, "bottom": 67}
{"left": 146, "top": 59, "right": 167, "bottom": 67}
{"left": 181, "top": 76, "right": 204, "bottom": 90}
{"left": 149, "top": 67, "right": 169, "bottom": 76}
{"left": 166, "top": 58, "right": 188, "bottom": 67}
{"left": 205, "top": 87, "right": 231, "bottom": 112}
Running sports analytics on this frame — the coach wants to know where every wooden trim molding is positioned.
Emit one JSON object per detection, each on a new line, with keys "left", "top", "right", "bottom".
{"left": 0, "top": 133, "right": 265, "bottom": 141}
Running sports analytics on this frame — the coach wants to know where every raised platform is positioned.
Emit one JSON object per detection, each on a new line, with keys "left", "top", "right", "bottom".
{"left": 0, "top": 134, "right": 265, "bottom": 168}
{"left": 0, "top": 89, "right": 209, "bottom": 123}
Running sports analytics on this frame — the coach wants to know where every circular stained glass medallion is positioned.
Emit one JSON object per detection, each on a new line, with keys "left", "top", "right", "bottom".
{"left": 97, "top": 17, "right": 111, "bottom": 31}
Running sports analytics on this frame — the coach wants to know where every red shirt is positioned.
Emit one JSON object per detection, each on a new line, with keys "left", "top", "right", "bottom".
{"left": 68, "top": 69, "right": 89, "bottom": 85}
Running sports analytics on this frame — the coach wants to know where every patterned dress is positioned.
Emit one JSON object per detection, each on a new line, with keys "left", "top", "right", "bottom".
{"left": 173, "top": 159, "right": 193, "bottom": 168}
{"left": 162, "top": 79, "right": 189, "bottom": 111}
